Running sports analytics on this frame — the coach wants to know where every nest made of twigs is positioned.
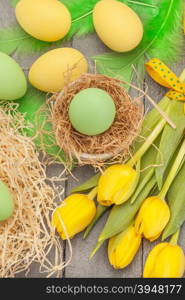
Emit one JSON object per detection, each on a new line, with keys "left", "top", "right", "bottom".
{"left": 50, "top": 73, "right": 144, "bottom": 166}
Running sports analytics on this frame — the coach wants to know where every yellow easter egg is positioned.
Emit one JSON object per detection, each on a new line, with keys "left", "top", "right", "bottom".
{"left": 28, "top": 48, "right": 88, "bottom": 92}
{"left": 93, "top": 0, "right": 143, "bottom": 52}
{"left": 15, "top": 0, "right": 71, "bottom": 42}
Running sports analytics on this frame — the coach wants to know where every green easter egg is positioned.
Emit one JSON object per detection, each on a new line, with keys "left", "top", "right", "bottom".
{"left": 0, "top": 52, "right": 27, "bottom": 101}
{"left": 68, "top": 88, "right": 116, "bottom": 136}
{"left": 0, "top": 180, "right": 14, "bottom": 221}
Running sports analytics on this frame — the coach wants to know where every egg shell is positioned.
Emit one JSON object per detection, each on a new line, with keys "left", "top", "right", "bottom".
{"left": 15, "top": 0, "right": 71, "bottom": 42}
{"left": 68, "top": 88, "right": 116, "bottom": 136}
{"left": 0, "top": 52, "right": 27, "bottom": 101}
{"left": 28, "top": 48, "right": 88, "bottom": 93}
{"left": 0, "top": 180, "right": 14, "bottom": 221}
{"left": 93, "top": 0, "right": 143, "bottom": 52}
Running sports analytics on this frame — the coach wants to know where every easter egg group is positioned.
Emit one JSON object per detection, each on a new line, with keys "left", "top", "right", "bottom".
{"left": 0, "top": 0, "right": 145, "bottom": 222}
{"left": 0, "top": 0, "right": 144, "bottom": 140}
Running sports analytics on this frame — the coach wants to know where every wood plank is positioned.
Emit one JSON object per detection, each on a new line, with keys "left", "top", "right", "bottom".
{"left": 143, "top": 57, "right": 185, "bottom": 277}
{"left": 0, "top": 0, "right": 16, "bottom": 27}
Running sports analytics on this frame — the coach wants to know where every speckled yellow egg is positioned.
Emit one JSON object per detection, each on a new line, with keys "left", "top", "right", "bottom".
{"left": 28, "top": 48, "right": 88, "bottom": 92}
{"left": 15, "top": 0, "right": 71, "bottom": 42}
{"left": 93, "top": 0, "right": 143, "bottom": 52}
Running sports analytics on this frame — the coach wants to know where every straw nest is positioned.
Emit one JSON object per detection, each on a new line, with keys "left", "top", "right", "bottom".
{"left": 0, "top": 104, "right": 69, "bottom": 278}
{"left": 50, "top": 73, "right": 144, "bottom": 166}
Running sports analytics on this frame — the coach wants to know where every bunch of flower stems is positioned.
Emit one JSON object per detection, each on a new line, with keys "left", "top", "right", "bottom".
{"left": 52, "top": 70, "right": 185, "bottom": 278}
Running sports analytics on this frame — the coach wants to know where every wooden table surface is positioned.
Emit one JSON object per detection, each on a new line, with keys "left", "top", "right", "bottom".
{"left": 1, "top": 0, "right": 185, "bottom": 278}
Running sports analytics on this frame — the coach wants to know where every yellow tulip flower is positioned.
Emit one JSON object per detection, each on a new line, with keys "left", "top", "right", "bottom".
{"left": 52, "top": 193, "right": 96, "bottom": 240}
{"left": 108, "top": 225, "right": 141, "bottom": 269}
{"left": 97, "top": 164, "right": 137, "bottom": 206}
{"left": 144, "top": 242, "right": 185, "bottom": 278}
{"left": 135, "top": 196, "right": 170, "bottom": 241}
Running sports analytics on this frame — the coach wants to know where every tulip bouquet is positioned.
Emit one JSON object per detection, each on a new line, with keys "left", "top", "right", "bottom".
{"left": 51, "top": 67, "right": 185, "bottom": 278}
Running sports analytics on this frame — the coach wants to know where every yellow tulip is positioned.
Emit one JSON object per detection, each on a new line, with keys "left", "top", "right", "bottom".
{"left": 135, "top": 196, "right": 170, "bottom": 241}
{"left": 143, "top": 242, "right": 185, "bottom": 278}
{"left": 108, "top": 225, "right": 141, "bottom": 269}
{"left": 52, "top": 193, "right": 96, "bottom": 240}
{"left": 97, "top": 164, "right": 137, "bottom": 206}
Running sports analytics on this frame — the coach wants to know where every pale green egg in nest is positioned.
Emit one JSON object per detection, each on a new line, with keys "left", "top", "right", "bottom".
{"left": 68, "top": 88, "right": 116, "bottom": 136}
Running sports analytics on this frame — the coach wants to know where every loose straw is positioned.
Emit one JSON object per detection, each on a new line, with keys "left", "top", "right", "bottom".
{"left": 0, "top": 103, "right": 70, "bottom": 278}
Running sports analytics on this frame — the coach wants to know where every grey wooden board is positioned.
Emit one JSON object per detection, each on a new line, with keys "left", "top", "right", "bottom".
{"left": 0, "top": 0, "right": 185, "bottom": 278}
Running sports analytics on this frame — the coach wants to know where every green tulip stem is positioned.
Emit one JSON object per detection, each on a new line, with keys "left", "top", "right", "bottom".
{"left": 159, "top": 139, "right": 185, "bottom": 200}
{"left": 170, "top": 229, "right": 180, "bottom": 245}
{"left": 88, "top": 187, "right": 98, "bottom": 200}
{"left": 127, "top": 118, "right": 166, "bottom": 168}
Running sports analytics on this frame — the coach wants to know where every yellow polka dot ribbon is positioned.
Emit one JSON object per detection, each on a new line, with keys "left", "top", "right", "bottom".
{"left": 145, "top": 58, "right": 185, "bottom": 101}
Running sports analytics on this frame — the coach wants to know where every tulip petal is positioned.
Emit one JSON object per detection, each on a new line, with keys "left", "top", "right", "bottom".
{"left": 144, "top": 243, "right": 185, "bottom": 278}
{"left": 135, "top": 196, "right": 170, "bottom": 241}
{"left": 134, "top": 212, "right": 144, "bottom": 235}
{"left": 143, "top": 243, "right": 168, "bottom": 277}
{"left": 108, "top": 226, "right": 141, "bottom": 269}
{"left": 52, "top": 194, "right": 96, "bottom": 239}
{"left": 143, "top": 198, "right": 170, "bottom": 240}
{"left": 97, "top": 164, "right": 136, "bottom": 206}
{"left": 117, "top": 229, "right": 141, "bottom": 268}
{"left": 113, "top": 161, "right": 140, "bottom": 205}
{"left": 152, "top": 245, "right": 185, "bottom": 278}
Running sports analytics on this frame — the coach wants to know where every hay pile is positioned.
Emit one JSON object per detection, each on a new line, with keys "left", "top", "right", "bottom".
{"left": 51, "top": 74, "right": 143, "bottom": 166}
{"left": 0, "top": 104, "right": 69, "bottom": 278}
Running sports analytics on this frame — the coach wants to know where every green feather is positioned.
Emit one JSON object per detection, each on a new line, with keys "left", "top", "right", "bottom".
{"left": 94, "top": 0, "right": 184, "bottom": 82}
{"left": 62, "top": 0, "right": 156, "bottom": 39}
{"left": 0, "top": 25, "right": 52, "bottom": 55}
{"left": 16, "top": 86, "right": 67, "bottom": 164}
{"left": 62, "top": 0, "right": 100, "bottom": 39}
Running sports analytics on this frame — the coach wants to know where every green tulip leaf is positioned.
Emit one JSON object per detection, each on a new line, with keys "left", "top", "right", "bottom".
{"left": 17, "top": 87, "right": 67, "bottom": 164}
{"left": 130, "top": 168, "right": 154, "bottom": 204}
{"left": 155, "top": 101, "right": 185, "bottom": 190}
{"left": 89, "top": 240, "right": 104, "bottom": 259}
{"left": 133, "top": 96, "right": 170, "bottom": 152}
{"left": 130, "top": 132, "right": 163, "bottom": 204}
{"left": 70, "top": 173, "right": 100, "bottom": 193}
{"left": 162, "top": 161, "right": 185, "bottom": 240}
{"left": 84, "top": 204, "right": 108, "bottom": 239}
